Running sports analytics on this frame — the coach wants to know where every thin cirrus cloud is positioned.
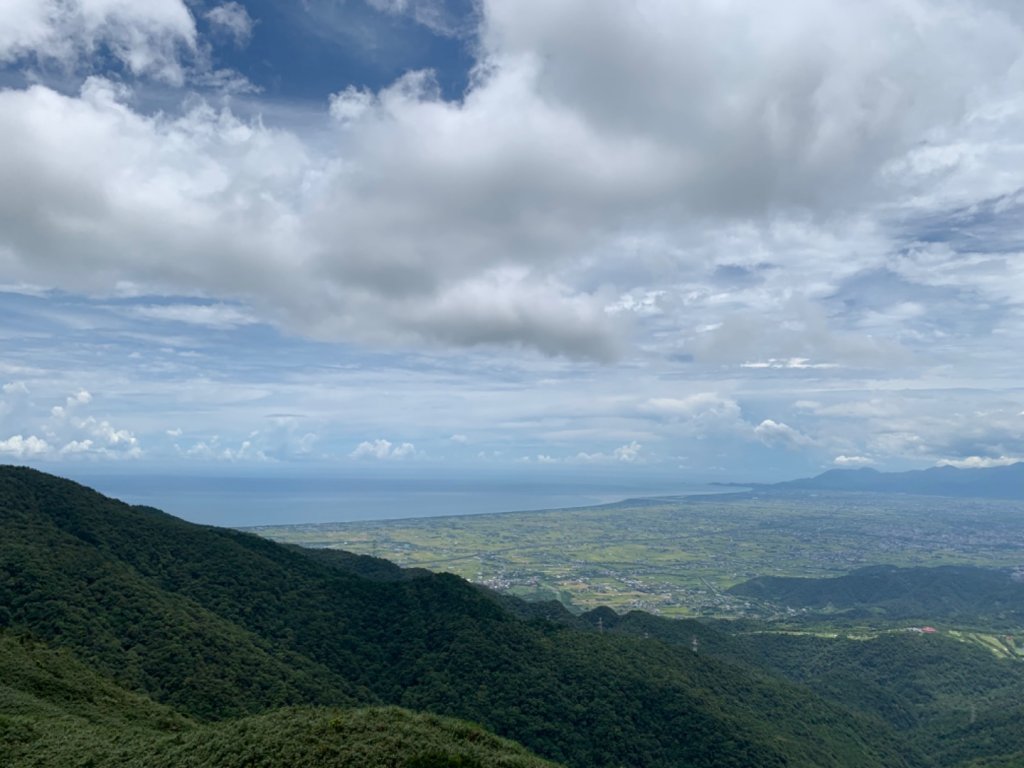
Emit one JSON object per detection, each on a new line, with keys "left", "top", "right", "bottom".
{"left": 128, "top": 303, "right": 259, "bottom": 329}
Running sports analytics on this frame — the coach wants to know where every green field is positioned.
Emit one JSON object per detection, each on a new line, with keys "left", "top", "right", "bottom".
{"left": 251, "top": 490, "right": 1024, "bottom": 618}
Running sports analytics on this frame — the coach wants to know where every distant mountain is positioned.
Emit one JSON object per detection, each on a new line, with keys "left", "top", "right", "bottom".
{"left": 0, "top": 465, "right": 913, "bottom": 768}
{"left": 758, "top": 462, "right": 1024, "bottom": 499}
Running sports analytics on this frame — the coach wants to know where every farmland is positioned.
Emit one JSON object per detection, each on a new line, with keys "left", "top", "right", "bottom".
{"left": 251, "top": 490, "right": 1024, "bottom": 619}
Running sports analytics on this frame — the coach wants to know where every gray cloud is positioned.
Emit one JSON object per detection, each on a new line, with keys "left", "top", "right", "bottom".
{"left": 1, "top": 0, "right": 1024, "bottom": 372}
{"left": 482, "top": 0, "right": 1023, "bottom": 215}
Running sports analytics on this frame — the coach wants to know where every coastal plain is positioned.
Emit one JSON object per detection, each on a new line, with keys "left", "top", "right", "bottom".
{"left": 251, "top": 490, "right": 1024, "bottom": 619}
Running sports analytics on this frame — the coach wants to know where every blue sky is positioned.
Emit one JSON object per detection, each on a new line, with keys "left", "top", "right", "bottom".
{"left": 3, "top": 0, "right": 1024, "bottom": 497}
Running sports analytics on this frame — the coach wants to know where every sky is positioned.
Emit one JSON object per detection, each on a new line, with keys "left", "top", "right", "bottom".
{"left": 3, "top": 0, "right": 1024, "bottom": 501}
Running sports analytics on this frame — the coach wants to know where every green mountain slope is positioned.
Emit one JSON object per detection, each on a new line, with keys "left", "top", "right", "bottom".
{"left": 728, "top": 564, "right": 1024, "bottom": 627}
{"left": 120, "top": 707, "right": 562, "bottom": 768}
{"left": 743, "top": 631, "right": 1024, "bottom": 767}
{"left": 0, "top": 469, "right": 364, "bottom": 718}
{"left": 530, "top": 579, "right": 1024, "bottom": 768}
{"left": 0, "top": 632, "right": 558, "bottom": 768}
{"left": 0, "top": 465, "right": 918, "bottom": 768}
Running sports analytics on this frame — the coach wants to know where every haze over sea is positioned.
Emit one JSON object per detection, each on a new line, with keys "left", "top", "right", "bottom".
{"left": 66, "top": 472, "right": 734, "bottom": 527}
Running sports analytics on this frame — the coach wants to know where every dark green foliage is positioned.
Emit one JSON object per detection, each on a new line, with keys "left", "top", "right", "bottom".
{"left": 0, "top": 632, "right": 189, "bottom": 729}
{"left": 291, "top": 544, "right": 433, "bottom": 581}
{"left": 580, "top": 593, "right": 1024, "bottom": 768}
{"left": 729, "top": 565, "right": 1024, "bottom": 627}
{"left": 0, "top": 468, "right": 363, "bottom": 718}
{"left": 134, "top": 707, "right": 559, "bottom": 768}
{"left": 0, "top": 465, "right": 1001, "bottom": 768}
{"left": 0, "top": 633, "right": 557, "bottom": 768}
{"left": 743, "top": 630, "right": 1024, "bottom": 766}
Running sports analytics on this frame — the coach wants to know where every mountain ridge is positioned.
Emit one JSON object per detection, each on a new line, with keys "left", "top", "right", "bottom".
{"left": 736, "top": 461, "right": 1024, "bottom": 499}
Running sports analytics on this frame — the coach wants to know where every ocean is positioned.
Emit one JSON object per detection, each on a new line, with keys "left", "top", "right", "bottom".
{"left": 71, "top": 472, "right": 738, "bottom": 527}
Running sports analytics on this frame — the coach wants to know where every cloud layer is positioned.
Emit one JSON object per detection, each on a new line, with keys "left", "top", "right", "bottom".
{"left": 2, "top": 0, "right": 1022, "bottom": 363}
{"left": 2, "top": 1, "right": 1024, "bottom": 476}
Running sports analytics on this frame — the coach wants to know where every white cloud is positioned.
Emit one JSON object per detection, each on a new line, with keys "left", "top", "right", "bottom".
{"left": 605, "top": 290, "right": 664, "bottom": 316}
{"left": 31, "top": 389, "right": 143, "bottom": 459}
{"left": 328, "top": 86, "right": 375, "bottom": 125}
{"left": 2, "top": 1, "right": 1024, "bottom": 474}
{"left": 516, "top": 453, "right": 559, "bottom": 464}
{"left": 834, "top": 454, "right": 874, "bottom": 467}
{"left": 60, "top": 439, "right": 94, "bottom": 454}
{"left": 391, "top": 442, "right": 417, "bottom": 459}
{"left": 183, "top": 437, "right": 267, "bottom": 462}
{"left": 641, "top": 394, "right": 745, "bottom": 437}
{"left": 570, "top": 441, "right": 644, "bottom": 464}
{"left": 51, "top": 390, "right": 92, "bottom": 419}
{"left": 754, "top": 419, "right": 815, "bottom": 449}
{"left": 0, "top": 0, "right": 197, "bottom": 83}
{"left": 131, "top": 303, "right": 258, "bottom": 329}
{"left": 294, "top": 432, "right": 318, "bottom": 455}
{"left": 2, "top": 0, "right": 1023, "bottom": 366}
{"left": 741, "top": 358, "right": 839, "bottom": 370}
{"left": 692, "top": 295, "right": 902, "bottom": 368}
{"left": 226, "top": 439, "right": 268, "bottom": 461}
{"left": 644, "top": 394, "right": 739, "bottom": 419}
{"left": 482, "top": 0, "right": 1022, "bottom": 214}
{"left": 613, "top": 440, "right": 642, "bottom": 463}
{"left": 350, "top": 438, "right": 418, "bottom": 460}
{"left": 190, "top": 67, "right": 259, "bottom": 95}
{"left": 365, "top": 0, "right": 476, "bottom": 37}
{"left": 204, "top": 3, "right": 253, "bottom": 47}
{"left": 78, "top": 416, "right": 136, "bottom": 448}
{"left": 0, "top": 74, "right": 621, "bottom": 360}
{"left": 803, "top": 395, "right": 1024, "bottom": 468}
{"left": 350, "top": 439, "right": 392, "bottom": 460}
{"left": 0, "top": 434, "right": 50, "bottom": 457}
{"left": 936, "top": 455, "right": 1024, "bottom": 469}
{"left": 449, "top": 434, "right": 469, "bottom": 443}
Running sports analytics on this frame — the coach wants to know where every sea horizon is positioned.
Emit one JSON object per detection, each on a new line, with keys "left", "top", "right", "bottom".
{"left": 62, "top": 471, "right": 742, "bottom": 528}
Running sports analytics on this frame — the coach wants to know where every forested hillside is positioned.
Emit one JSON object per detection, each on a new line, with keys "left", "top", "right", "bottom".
{"left": 729, "top": 565, "right": 1024, "bottom": 627}
{"left": 2, "top": 466, "right": 1021, "bottom": 767}
{"left": 0, "top": 466, "right": 914, "bottom": 768}
{"left": 0, "top": 633, "right": 558, "bottom": 768}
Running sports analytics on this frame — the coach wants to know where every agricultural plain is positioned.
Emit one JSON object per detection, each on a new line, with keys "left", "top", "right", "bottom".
{"left": 252, "top": 490, "right": 1024, "bottom": 620}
